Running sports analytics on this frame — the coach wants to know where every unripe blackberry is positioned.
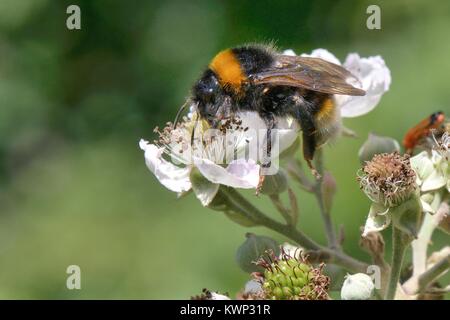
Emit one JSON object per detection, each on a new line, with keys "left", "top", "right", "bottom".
{"left": 256, "top": 250, "right": 330, "bottom": 300}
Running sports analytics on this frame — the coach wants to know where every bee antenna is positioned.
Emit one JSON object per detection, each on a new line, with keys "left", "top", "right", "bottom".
{"left": 191, "top": 117, "right": 199, "bottom": 147}
{"left": 172, "top": 101, "right": 189, "bottom": 129}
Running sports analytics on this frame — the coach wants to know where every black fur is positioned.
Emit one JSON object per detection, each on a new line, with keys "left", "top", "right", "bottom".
{"left": 231, "top": 45, "right": 274, "bottom": 75}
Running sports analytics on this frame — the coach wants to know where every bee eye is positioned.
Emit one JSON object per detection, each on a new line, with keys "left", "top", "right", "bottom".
{"left": 194, "top": 70, "right": 219, "bottom": 104}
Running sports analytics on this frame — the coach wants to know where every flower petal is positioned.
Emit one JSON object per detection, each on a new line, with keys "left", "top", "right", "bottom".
{"left": 362, "top": 203, "right": 391, "bottom": 237}
{"left": 338, "top": 54, "right": 391, "bottom": 118}
{"left": 276, "top": 116, "right": 301, "bottom": 152}
{"left": 282, "top": 49, "right": 297, "bottom": 56}
{"left": 189, "top": 168, "right": 219, "bottom": 206}
{"left": 410, "top": 151, "right": 434, "bottom": 185}
{"left": 139, "top": 139, "right": 192, "bottom": 193}
{"left": 237, "top": 111, "right": 300, "bottom": 158}
{"left": 301, "top": 48, "right": 342, "bottom": 65}
{"left": 194, "top": 157, "right": 260, "bottom": 189}
{"left": 420, "top": 196, "right": 435, "bottom": 214}
{"left": 208, "top": 292, "right": 231, "bottom": 300}
{"left": 421, "top": 169, "right": 447, "bottom": 192}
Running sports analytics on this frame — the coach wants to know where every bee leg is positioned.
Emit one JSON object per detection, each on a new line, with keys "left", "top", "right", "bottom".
{"left": 302, "top": 131, "right": 320, "bottom": 179}
{"left": 256, "top": 116, "right": 275, "bottom": 195}
{"left": 297, "top": 115, "right": 321, "bottom": 179}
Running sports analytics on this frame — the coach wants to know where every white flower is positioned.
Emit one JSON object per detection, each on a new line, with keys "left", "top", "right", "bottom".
{"left": 341, "top": 273, "right": 375, "bottom": 300}
{"left": 208, "top": 292, "right": 231, "bottom": 300}
{"left": 410, "top": 150, "right": 448, "bottom": 193}
{"left": 410, "top": 147, "right": 449, "bottom": 214}
{"left": 139, "top": 111, "right": 298, "bottom": 204}
{"left": 284, "top": 48, "right": 391, "bottom": 118}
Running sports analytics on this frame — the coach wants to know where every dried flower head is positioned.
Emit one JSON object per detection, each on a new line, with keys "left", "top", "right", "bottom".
{"left": 255, "top": 249, "right": 330, "bottom": 300}
{"left": 358, "top": 152, "right": 417, "bottom": 207}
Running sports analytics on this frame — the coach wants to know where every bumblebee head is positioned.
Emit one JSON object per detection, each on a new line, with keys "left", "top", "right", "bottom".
{"left": 192, "top": 69, "right": 222, "bottom": 120}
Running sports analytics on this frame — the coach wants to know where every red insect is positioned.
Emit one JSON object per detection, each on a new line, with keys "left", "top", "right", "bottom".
{"left": 403, "top": 111, "right": 445, "bottom": 153}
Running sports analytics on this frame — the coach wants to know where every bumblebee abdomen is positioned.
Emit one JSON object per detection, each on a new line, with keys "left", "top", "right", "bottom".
{"left": 313, "top": 96, "right": 341, "bottom": 146}
{"left": 315, "top": 97, "right": 335, "bottom": 122}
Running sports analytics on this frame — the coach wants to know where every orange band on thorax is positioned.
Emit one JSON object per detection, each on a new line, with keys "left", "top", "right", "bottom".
{"left": 209, "top": 49, "right": 246, "bottom": 92}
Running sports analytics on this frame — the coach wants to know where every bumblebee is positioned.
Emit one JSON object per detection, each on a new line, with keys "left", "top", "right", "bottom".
{"left": 175, "top": 44, "right": 365, "bottom": 176}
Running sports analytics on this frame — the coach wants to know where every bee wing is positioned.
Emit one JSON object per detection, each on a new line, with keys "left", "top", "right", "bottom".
{"left": 251, "top": 55, "right": 366, "bottom": 96}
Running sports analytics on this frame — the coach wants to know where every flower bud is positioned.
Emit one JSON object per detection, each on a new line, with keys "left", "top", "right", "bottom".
{"left": 235, "top": 233, "right": 280, "bottom": 273}
{"left": 358, "top": 152, "right": 417, "bottom": 207}
{"left": 256, "top": 250, "right": 330, "bottom": 300}
{"left": 321, "top": 171, "right": 337, "bottom": 213}
{"left": 208, "top": 187, "right": 257, "bottom": 227}
{"left": 260, "top": 169, "right": 288, "bottom": 195}
{"left": 341, "top": 273, "right": 375, "bottom": 300}
{"left": 358, "top": 133, "right": 400, "bottom": 164}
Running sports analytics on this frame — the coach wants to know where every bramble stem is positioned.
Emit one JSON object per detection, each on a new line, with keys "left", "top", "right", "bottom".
{"left": 385, "top": 227, "right": 412, "bottom": 300}
{"left": 313, "top": 149, "right": 339, "bottom": 250}
{"left": 269, "top": 194, "right": 294, "bottom": 226}
{"left": 416, "top": 253, "right": 450, "bottom": 294}
{"left": 286, "top": 159, "right": 315, "bottom": 192}
{"left": 220, "top": 187, "right": 368, "bottom": 273}
{"left": 403, "top": 203, "right": 449, "bottom": 295}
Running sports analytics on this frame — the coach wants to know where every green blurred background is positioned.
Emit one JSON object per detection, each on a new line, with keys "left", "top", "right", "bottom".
{"left": 0, "top": 0, "right": 448, "bottom": 299}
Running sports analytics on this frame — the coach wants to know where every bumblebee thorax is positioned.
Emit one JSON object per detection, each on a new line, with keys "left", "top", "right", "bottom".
{"left": 209, "top": 49, "right": 247, "bottom": 93}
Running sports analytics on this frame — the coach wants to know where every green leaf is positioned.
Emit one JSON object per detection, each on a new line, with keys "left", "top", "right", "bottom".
{"left": 235, "top": 233, "right": 280, "bottom": 273}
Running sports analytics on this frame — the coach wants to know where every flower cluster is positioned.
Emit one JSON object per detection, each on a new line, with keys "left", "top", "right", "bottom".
{"left": 138, "top": 47, "right": 405, "bottom": 300}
